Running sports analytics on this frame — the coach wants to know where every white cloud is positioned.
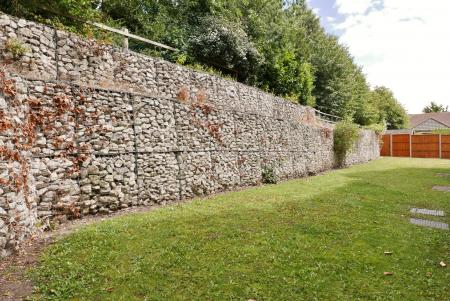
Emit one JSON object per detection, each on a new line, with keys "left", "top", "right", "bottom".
{"left": 335, "top": 0, "right": 380, "bottom": 15}
{"left": 333, "top": 0, "right": 450, "bottom": 113}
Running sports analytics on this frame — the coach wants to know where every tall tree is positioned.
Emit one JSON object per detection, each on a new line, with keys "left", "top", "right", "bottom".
{"left": 370, "top": 87, "right": 409, "bottom": 129}
{"left": 423, "top": 102, "right": 449, "bottom": 113}
{"left": 1, "top": 0, "right": 408, "bottom": 126}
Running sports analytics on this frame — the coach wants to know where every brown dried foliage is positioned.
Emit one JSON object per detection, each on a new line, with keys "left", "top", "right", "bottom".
{"left": 196, "top": 89, "right": 207, "bottom": 104}
{"left": 321, "top": 127, "right": 333, "bottom": 139}
{"left": 177, "top": 85, "right": 190, "bottom": 103}
{"left": 189, "top": 101, "right": 224, "bottom": 145}
{"left": 0, "top": 68, "right": 104, "bottom": 209}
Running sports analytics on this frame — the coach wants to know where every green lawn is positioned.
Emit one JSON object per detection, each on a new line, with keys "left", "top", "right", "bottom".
{"left": 31, "top": 158, "right": 450, "bottom": 301}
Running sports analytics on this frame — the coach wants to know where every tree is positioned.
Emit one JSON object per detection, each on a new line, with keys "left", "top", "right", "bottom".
{"left": 187, "top": 16, "right": 262, "bottom": 82}
{"left": 0, "top": 0, "right": 105, "bottom": 33}
{"left": 369, "top": 87, "right": 409, "bottom": 129}
{"left": 423, "top": 102, "right": 448, "bottom": 113}
{"left": 2, "top": 0, "right": 409, "bottom": 126}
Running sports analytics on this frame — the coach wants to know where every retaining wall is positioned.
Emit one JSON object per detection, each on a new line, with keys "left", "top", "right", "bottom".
{"left": 0, "top": 12, "right": 380, "bottom": 256}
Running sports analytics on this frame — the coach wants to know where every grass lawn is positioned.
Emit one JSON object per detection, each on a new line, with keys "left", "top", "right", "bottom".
{"left": 31, "top": 158, "right": 450, "bottom": 300}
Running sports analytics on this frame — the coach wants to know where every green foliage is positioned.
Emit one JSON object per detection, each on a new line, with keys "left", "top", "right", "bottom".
{"left": 5, "top": 38, "right": 29, "bottom": 58}
{"left": 31, "top": 159, "right": 450, "bottom": 300}
{"left": 268, "top": 51, "right": 315, "bottom": 105}
{"left": 298, "top": 62, "right": 316, "bottom": 106}
{"left": 1, "top": 0, "right": 408, "bottom": 124}
{"left": 432, "top": 129, "right": 450, "bottom": 134}
{"left": 187, "top": 16, "right": 261, "bottom": 82}
{"left": 0, "top": 0, "right": 122, "bottom": 42}
{"left": 369, "top": 87, "right": 409, "bottom": 130}
{"left": 311, "top": 35, "right": 369, "bottom": 120}
{"left": 1, "top": 0, "right": 102, "bottom": 31}
{"left": 333, "top": 120, "right": 360, "bottom": 166}
{"left": 175, "top": 53, "right": 188, "bottom": 65}
{"left": 423, "top": 101, "right": 448, "bottom": 113}
{"left": 363, "top": 123, "right": 385, "bottom": 135}
{"left": 262, "top": 166, "right": 277, "bottom": 184}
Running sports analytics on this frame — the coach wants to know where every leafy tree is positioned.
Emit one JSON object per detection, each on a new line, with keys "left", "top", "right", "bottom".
{"left": 309, "top": 34, "right": 369, "bottom": 119}
{"left": 1, "top": 0, "right": 408, "bottom": 126}
{"left": 0, "top": 0, "right": 104, "bottom": 33}
{"left": 369, "top": 87, "right": 409, "bottom": 129}
{"left": 187, "top": 16, "right": 261, "bottom": 82}
{"left": 263, "top": 51, "right": 315, "bottom": 105}
{"left": 298, "top": 62, "right": 316, "bottom": 106}
{"left": 423, "top": 102, "right": 448, "bottom": 113}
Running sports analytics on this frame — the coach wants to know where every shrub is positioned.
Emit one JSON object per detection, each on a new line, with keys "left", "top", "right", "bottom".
{"left": 334, "top": 120, "right": 360, "bottom": 166}
{"left": 363, "top": 123, "right": 385, "bottom": 135}
{"left": 5, "top": 38, "right": 29, "bottom": 59}
{"left": 262, "top": 166, "right": 277, "bottom": 184}
{"left": 432, "top": 129, "right": 450, "bottom": 135}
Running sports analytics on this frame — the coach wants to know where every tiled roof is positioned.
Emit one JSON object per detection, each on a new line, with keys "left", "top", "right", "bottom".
{"left": 409, "top": 112, "right": 450, "bottom": 129}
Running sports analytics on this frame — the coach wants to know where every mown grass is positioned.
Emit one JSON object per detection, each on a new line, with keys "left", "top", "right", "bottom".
{"left": 31, "top": 158, "right": 450, "bottom": 300}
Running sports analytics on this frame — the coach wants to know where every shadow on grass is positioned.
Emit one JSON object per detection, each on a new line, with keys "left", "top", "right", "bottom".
{"left": 31, "top": 163, "right": 450, "bottom": 301}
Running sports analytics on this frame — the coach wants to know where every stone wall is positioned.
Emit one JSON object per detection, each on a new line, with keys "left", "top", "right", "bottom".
{"left": 0, "top": 12, "right": 315, "bottom": 121}
{"left": 0, "top": 12, "right": 380, "bottom": 256}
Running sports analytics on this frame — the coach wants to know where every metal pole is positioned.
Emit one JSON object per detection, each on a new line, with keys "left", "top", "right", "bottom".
{"left": 122, "top": 27, "right": 129, "bottom": 52}
{"left": 88, "top": 21, "right": 178, "bottom": 51}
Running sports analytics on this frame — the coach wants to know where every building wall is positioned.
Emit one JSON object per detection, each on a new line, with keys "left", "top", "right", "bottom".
{"left": 414, "top": 119, "right": 449, "bottom": 132}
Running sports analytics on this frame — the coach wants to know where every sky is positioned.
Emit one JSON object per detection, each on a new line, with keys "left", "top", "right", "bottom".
{"left": 306, "top": 0, "right": 450, "bottom": 114}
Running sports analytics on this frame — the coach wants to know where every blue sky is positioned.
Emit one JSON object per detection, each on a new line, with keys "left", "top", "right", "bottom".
{"left": 307, "top": 0, "right": 343, "bottom": 34}
{"left": 306, "top": 0, "right": 450, "bottom": 114}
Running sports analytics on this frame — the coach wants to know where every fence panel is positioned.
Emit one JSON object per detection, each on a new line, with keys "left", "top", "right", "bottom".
{"left": 411, "top": 135, "right": 440, "bottom": 158}
{"left": 380, "top": 135, "right": 391, "bottom": 156}
{"left": 392, "top": 134, "right": 410, "bottom": 157}
{"left": 442, "top": 135, "right": 450, "bottom": 159}
{"left": 380, "top": 134, "right": 450, "bottom": 159}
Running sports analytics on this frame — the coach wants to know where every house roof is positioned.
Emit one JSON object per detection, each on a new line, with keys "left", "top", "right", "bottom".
{"left": 408, "top": 112, "right": 450, "bottom": 129}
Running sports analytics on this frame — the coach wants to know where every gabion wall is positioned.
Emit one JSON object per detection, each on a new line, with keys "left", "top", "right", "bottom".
{"left": 0, "top": 12, "right": 380, "bottom": 256}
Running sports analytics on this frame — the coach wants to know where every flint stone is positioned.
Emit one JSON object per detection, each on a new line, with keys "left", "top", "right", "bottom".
{"left": 81, "top": 185, "right": 92, "bottom": 194}
{"left": 0, "top": 237, "right": 6, "bottom": 248}
{"left": 34, "top": 86, "right": 45, "bottom": 93}
{"left": 0, "top": 97, "right": 7, "bottom": 109}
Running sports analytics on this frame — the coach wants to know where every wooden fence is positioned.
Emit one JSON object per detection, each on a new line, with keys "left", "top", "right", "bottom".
{"left": 381, "top": 134, "right": 450, "bottom": 159}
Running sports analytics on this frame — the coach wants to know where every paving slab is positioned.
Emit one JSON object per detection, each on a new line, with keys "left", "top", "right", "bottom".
{"left": 410, "top": 218, "right": 449, "bottom": 230}
{"left": 410, "top": 208, "right": 445, "bottom": 217}
{"left": 432, "top": 186, "right": 450, "bottom": 192}
{"left": 436, "top": 173, "right": 450, "bottom": 178}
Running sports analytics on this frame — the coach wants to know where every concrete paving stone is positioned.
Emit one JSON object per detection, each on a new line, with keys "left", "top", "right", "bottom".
{"left": 436, "top": 173, "right": 450, "bottom": 178}
{"left": 410, "top": 208, "right": 445, "bottom": 217}
{"left": 432, "top": 186, "right": 450, "bottom": 192}
{"left": 410, "top": 218, "right": 448, "bottom": 230}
